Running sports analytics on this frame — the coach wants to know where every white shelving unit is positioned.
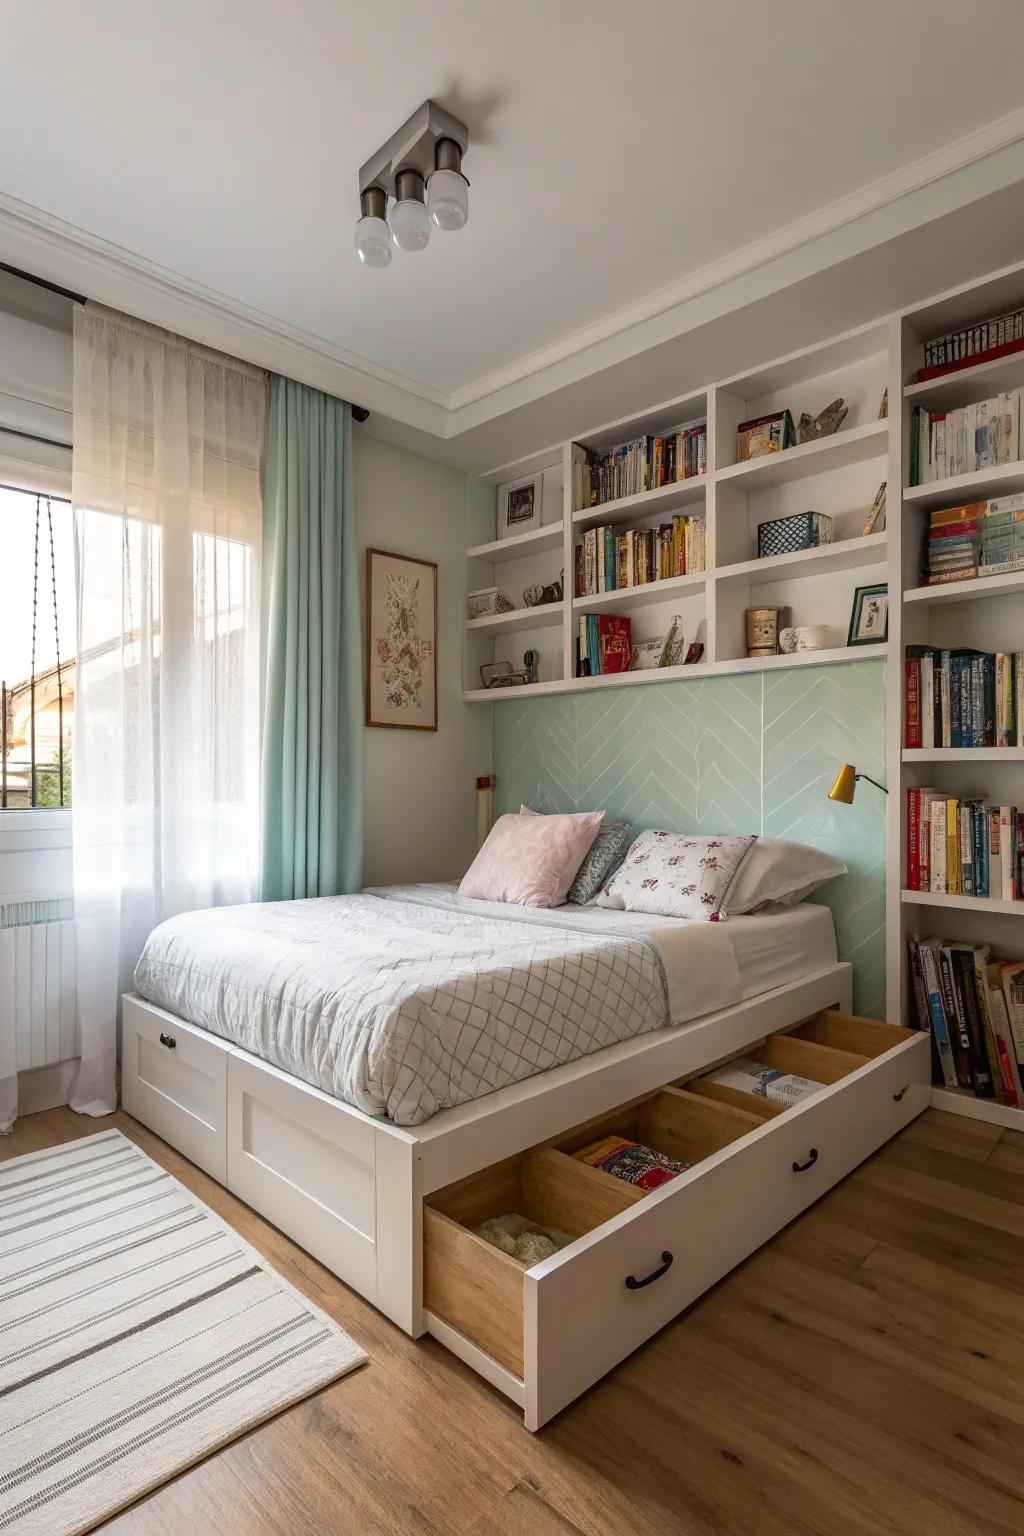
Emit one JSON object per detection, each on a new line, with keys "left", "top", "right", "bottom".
{"left": 466, "top": 254, "right": 1024, "bottom": 1133}
{"left": 891, "top": 259, "right": 1024, "bottom": 1134}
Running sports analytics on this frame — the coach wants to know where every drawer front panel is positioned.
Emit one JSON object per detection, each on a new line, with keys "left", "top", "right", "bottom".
{"left": 524, "top": 1031, "right": 929, "bottom": 1429}
{"left": 122, "top": 1000, "right": 231, "bottom": 1182}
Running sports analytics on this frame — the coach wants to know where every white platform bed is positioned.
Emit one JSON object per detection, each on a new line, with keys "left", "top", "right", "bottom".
{"left": 122, "top": 887, "right": 929, "bottom": 1429}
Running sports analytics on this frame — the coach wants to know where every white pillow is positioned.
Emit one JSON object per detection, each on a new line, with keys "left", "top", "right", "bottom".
{"left": 722, "top": 837, "right": 847, "bottom": 915}
{"left": 595, "top": 830, "right": 757, "bottom": 922}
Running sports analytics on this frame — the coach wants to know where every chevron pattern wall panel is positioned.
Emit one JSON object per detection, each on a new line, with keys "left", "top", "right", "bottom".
{"left": 493, "top": 660, "right": 886, "bottom": 1017}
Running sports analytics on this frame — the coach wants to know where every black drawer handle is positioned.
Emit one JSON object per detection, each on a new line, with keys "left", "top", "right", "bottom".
{"left": 625, "top": 1251, "right": 673, "bottom": 1290}
{"left": 792, "top": 1148, "right": 818, "bottom": 1173}
{"left": 893, "top": 1083, "right": 909, "bottom": 1102}
{"left": 159, "top": 1032, "right": 177, "bottom": 1050}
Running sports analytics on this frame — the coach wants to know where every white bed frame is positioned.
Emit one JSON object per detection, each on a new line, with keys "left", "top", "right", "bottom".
{"left": 122, "top": 961, "right": 852, "bottom": 1339}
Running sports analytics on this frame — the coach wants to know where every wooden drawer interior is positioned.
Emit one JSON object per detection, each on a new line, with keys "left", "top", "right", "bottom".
{"left": 684, "top": 1008, "right": 902, "bottom": 1117}
{"left": 424, "top": 1088, "right": 767, "bottom": 1378}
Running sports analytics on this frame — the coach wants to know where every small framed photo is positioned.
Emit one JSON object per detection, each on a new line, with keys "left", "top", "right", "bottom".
{"left": 365, "top": 548, "right": 437, "bottom": 730}
{"left": 497, "top": 472, "right": 542, "bottom": 540}
{"left": 848, "top": 583, "right": 888, "bottom": 646}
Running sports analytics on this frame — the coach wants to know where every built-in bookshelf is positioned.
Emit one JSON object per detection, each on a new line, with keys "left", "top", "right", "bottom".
{"left": 465, "top": 255, "right": 1024, "bottom": 1135}
{"left": 892, "top": 259, "right": 1024, "bottom": 1133}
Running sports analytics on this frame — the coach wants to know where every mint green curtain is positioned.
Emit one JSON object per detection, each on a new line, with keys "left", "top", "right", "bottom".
{"left": 260, "top": 376, "right": 363, "bottom": 899}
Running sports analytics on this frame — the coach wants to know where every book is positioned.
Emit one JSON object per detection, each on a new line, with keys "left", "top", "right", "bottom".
{"left": 597, "top": 615, "right": 632, "bottom": 674}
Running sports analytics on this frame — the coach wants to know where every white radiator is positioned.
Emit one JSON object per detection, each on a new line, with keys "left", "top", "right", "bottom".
{"left": 0, "top": 896, "right": 76, "bottom": 1072}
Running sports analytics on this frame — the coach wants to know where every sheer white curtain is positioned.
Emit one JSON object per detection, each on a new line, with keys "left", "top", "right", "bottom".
{"left": 71, "top": 305, "right": 266, "bottom": 1116}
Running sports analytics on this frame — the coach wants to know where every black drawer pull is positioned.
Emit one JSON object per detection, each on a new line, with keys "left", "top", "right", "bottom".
{"left": 792, "top": 1148, "right": 818, "bottom": 1173}
{"left": 625, "top": 1251, "right": 673, "bottom": 1290}
{"left": 159, "top": 1032, "right": 177, "bottom": 1050}
{"left": 893, "top": 1083, "right": 909, "bottom": 1102}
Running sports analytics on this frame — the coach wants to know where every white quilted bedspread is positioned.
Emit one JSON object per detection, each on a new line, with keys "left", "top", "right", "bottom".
{"left": 133, "top": 883, "right": 740, "bottom": 1125}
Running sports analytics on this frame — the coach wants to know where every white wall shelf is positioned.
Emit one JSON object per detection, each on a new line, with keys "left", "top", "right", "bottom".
{"left": 902, "top": 459, "right": 1024, "bottom": 510}
{"left": 571, "top": 477, "right": 706, "bottom": 532}
{"left": 900, "top": 889, "right": 1024, "bottom": 917}
{"left": 716, "top": 420, "right": 888, "bottom": 490}
{"left": 904, "top": 349, "right": 1024, "bottom": 412}
{"left": 902, "top": 747, "right": 1024, "bottom": 762}
{"left": 467, "top": 524, "right": 564, "bottom": 563}
{"left": 716, "top": 534, "right": 887, "bottom": 587}
{"left": 904, "top": 569, "right": 1024, "bottom": 605}
{"left": 465, "top": 603, "right": 563, "bottom": 635}
{"left": 572, "top": 572, "right": 706, "bottom": 614}
{"left": 930, "top": 1087, "right": 1024, "bottom": 1131}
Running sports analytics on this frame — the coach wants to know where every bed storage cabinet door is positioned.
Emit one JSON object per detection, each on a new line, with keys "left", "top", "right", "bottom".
{"left": 523, "top": 1026, "right": 928, "bottom": 1428}
{"left": 122, "top": 995, "right": 232, "bottom": 1181}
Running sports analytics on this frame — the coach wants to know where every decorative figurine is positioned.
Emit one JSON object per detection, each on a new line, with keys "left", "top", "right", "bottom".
{"left": 523, "top": 648, "right": 539, "bottom": 685}
{"left": 796, "top": 397, "right": 848, "bottom": 443}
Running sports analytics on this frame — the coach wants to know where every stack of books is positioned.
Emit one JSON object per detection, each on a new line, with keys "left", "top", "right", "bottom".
{"left": 905, "top": 790, "right": 1023, "bottom": 898}
{"left": 572, "top": 423, "right": 707, "bottom": 510}
{"left": 920, "top": 304, "right": 1024, "bottom": 373}
{"left": 919, "top": 494, "right": 1024, "bottom": 585}
{"left": 908, "top": 937, "right": 1024, "bottom": 1105}
{"left": 577, "top": 614, "right": 632, "bottom": 677}
{"left": 903, "top": 646, "right": 1023, "bottom": 748}
{"left": 574, "top": 515, "right": 706, "bottom": 597}
{"left": 909, "top": 394, "right": 1021, "bottom": 485}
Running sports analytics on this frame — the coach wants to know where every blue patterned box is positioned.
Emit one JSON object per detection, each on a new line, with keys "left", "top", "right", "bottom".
{"left": 757, "top": 511, "right": 833, "bottom": 559}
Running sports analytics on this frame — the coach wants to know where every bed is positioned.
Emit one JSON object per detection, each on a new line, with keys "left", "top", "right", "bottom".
{"left": 132, "top": 881, "right": 838, "bottom": 1126}
{"left": 122, "top": 882, "right": 922, "bottom": 1432}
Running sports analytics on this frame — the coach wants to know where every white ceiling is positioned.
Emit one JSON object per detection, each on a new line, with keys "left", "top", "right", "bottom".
{"left": 5, "top": 0, "right": 1024, "bottom": 416}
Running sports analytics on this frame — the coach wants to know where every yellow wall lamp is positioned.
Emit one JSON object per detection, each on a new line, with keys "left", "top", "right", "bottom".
{"left": 828, "top": 763, "right": 888, "bottom": 803}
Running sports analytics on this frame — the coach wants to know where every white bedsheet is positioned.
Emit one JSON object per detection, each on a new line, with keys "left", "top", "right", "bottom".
{"left": 133, "top": 883, "right": 837, "bottom": 1125}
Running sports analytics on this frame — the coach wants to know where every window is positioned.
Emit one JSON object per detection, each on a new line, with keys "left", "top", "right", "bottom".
{"left": 0, "top": 485, "right": 76, "bottom": 808}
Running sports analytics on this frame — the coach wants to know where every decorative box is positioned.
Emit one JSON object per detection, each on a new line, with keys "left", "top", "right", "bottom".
{"left": 467, "top": 587, "right": 514, "bottom": 619}
{"left": 737, "top": 409, "right": 796, "bottom": 462}
{"left": 757, "top": 511, "right": 833, "bottom": 560}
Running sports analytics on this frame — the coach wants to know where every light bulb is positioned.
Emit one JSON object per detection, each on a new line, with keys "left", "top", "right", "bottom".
{"left": 426, "top": 168, "right": 469, "bottom": 231}
{"left": 354, "top": 215, "right": 392, "bottom": 268}
{"left": 389, "top": 199, "right": 431, "bottom": 251}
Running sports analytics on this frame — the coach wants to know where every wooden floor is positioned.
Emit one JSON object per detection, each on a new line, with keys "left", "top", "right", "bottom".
{"left": 5, "top": 1108, "right": 1024, "bottom": 1536}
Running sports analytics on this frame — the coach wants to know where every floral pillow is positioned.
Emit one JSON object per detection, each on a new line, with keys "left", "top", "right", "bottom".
{"left": 594, "top": 830, "right": 757, "bottom": 921}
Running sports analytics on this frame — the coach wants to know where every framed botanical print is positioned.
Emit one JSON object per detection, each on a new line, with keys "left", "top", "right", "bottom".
{"left": 365, "top": 548, "right": 438, "bottom": 730}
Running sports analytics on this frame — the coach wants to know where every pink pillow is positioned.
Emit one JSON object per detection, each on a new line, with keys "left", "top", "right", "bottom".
{"left": 459, "top": 811, "right": 605, "bottom": 907}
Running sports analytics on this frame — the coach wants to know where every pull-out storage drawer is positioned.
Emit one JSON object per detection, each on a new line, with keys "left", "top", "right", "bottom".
{"left": 424, "top": 1009, "right": 929, "bottom": 1429}
{"left": 122, "top": 995, "right": 233, "bottom": 1181}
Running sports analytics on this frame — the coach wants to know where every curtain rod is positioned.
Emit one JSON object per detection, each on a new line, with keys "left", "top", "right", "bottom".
{"left": 0, "top": 262, "right": 85, "bottom": 305}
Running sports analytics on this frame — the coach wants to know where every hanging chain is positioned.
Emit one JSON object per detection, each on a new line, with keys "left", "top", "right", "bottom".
{"left": 45, "top": 497, "right": 65, "bottom": 806}
{"left": 30, "top": 496, "right": 40, "bottom": 807}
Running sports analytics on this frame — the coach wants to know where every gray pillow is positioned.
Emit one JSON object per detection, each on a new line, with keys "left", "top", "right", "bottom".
{"left": 567, "top": 821, "right": 633, "bottom": 904}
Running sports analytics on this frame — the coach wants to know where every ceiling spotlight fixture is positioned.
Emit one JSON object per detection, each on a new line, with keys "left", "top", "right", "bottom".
{"left": 356, "top": 100, "right": 469, "bottom": 268}
{"left": 353, "top": 187, "right": 391, "bottom": 268}
{"left": 389, "top": 168, "right": 431, "bottom": 252}
{"left": 427, "top": 138, "right": 469, "bottom": 231}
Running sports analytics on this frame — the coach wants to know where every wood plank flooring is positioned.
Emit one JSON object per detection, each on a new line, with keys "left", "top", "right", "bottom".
{"left": 4, "top": 1106, "right": 1024, "bottom": 1535}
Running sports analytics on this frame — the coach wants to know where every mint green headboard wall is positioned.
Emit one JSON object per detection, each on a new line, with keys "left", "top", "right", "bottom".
{"left": 492, "top": 660, "right": 886, "bottom": 1018}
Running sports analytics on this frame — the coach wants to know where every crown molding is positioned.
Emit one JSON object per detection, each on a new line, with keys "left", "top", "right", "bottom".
{"left": 0, "top": 190, "right": 449, "bottom": 435}
{"left": 3, "top": 101, "right": 1024, "bottom": 455}
{"left": 445, "top": 105, "right": 1024, "bottom": 423}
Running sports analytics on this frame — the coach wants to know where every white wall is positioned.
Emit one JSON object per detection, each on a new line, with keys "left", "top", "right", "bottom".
{"left": 354, "top": 430, "right": 494, "bottom": 886}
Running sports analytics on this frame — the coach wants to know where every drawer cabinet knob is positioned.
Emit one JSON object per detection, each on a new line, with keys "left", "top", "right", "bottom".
{"left": 159, "top": 1032, "right": 177, "bottom": 1050}
{"left": 893, "top": 1084, "right": 909, "bottom": 1102}
{"left": 792, "top": 1148, "right": 818, "bottom": 1173}
{"left": 625, "top": 1251, "right": 674, "bottom": 1290}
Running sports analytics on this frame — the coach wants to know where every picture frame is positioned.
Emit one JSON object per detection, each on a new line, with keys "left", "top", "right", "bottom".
{"left": 497, "top": 472, "right": 543, "bottom": 540}
{"left": 365, "top": 548, "right": 438, "bottom": 730}
{"left": 847, "top": 582, "right": 888, "bottom": 646}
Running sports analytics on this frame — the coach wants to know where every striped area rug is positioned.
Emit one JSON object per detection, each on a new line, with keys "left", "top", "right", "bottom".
{"left": 0, "top": 1130, "right": 366, "bottom": 1535}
